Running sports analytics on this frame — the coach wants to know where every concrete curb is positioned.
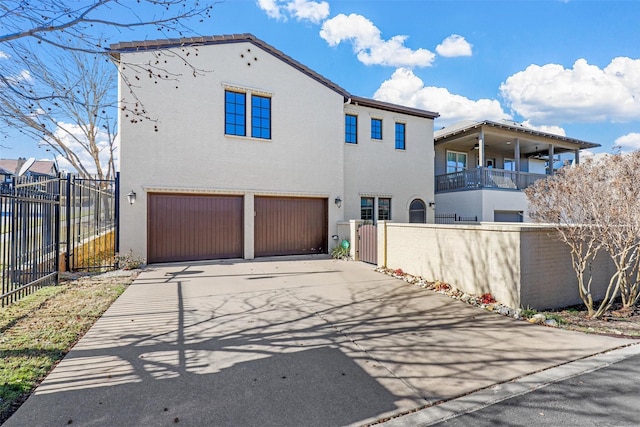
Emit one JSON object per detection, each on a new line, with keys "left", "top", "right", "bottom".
{"left": 379, "top": 343, "right": 640, "bottom": 427}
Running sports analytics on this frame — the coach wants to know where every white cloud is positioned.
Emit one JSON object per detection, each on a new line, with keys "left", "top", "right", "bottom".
{"left": 373, "top": 68, "right": 510, "bottom": 124}
{"left": 613, "top": 132, "right": 640, "bottom": 152}
{"left": 257, "top": 0, "right": 329, "bottom": 23}
{"left": 286, "top": 0, "right": 329, "bottom": 24}
{"left": 521, "top": 120, "right": 566, "bottom": 136}
{"left": 41, "top": 121, "right": 118, "bottom": 176}
{"left": 435, "top": 34, "right": 473, "bottom": 57}
{"left": 500, "top": 57, "right": 640, "bottom": 123}
{"left": 256, "top": 0, "right": 284, "bottom": 19}
{"left": 320, "top": 14, "right": 435, "bottom": 67}
{"left": 2, "top": 69, "right": 32, "bottom": 86}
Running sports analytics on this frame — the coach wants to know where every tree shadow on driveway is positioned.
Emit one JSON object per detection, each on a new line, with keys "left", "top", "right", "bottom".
{"left": 5, "top": 259, "right": 634, "bottom": 426}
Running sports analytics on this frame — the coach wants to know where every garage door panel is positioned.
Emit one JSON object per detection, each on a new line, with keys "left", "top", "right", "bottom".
{"left": 255, "top": 197, "right": 327, "bottom": 257}
{"left": 148, "top": 194, "right": 243, "bottom": 263}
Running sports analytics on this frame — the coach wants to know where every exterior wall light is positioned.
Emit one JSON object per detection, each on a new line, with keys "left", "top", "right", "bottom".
{"left": 428, "top": 201, "right": 436, "bottom": 208}
{"left": 127, "top": 190, "right": 137, "bottom": 205}
{"left": 334, "top": 196, "right": 342, "bottom": 208}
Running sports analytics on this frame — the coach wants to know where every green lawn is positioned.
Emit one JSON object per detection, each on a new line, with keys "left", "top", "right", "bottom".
{"left": 0, "top": 272, "right": 136, "bottom": 423}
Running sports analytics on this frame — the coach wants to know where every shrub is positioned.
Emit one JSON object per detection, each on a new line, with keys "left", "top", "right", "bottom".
{"left": 331, "top": 245, "right": 350, "bottom": 260}
{"left": 479, "top": 293, "right": 496, "bottom": 304}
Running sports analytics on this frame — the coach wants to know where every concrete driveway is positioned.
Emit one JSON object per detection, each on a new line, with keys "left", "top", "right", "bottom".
{"left": 6, "top": 256, "right": 636, "bottom": 426}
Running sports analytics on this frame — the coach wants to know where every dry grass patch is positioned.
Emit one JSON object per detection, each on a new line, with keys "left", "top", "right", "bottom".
{"left": 0, "top": 271, "right": 138, "bottom": 424}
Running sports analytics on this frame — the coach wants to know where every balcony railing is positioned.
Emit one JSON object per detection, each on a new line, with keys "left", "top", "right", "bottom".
{"left": 435, "top": 167, "right": 548, "bottom": 193}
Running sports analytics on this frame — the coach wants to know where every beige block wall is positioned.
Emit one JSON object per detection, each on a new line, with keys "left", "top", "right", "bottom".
{"left": 379, "top": 223, "right": 616, "bottom": 310}
{"left": 519, "top": 230, "right": 616, "bottom": 309}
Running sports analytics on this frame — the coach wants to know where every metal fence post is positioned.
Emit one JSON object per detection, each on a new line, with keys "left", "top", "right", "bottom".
{"left": 65, "top": 173, "right": 72, "bottom": 272}
{"left": 114, "top": 171, "right": 120, "bottom": 257}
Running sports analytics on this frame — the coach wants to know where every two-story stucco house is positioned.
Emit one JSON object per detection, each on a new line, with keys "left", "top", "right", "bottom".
{"left": 110, "top": 34, "right": 438, "bottom": 263}
{"left": 433, "top": 120, "right": 600, "bottom": 222}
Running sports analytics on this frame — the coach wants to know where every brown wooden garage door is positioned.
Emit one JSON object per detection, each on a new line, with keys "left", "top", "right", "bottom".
{"left": 255, "top": 197, "right": 327, "bottom": 257}
{"left": 148, "top": 193, "right": 243, "bottom": 263}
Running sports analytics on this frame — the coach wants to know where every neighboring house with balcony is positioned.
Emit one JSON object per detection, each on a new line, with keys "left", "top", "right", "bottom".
{"left": 111, "top": 34, "right": 438, "bottom": 263}
{"left": 434, "top": 120, "right": 600, "bottom": 222}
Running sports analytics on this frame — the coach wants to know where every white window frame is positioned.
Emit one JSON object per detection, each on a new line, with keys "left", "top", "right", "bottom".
{"left": 446, "top": 150, "right": 467, "bottom": 173}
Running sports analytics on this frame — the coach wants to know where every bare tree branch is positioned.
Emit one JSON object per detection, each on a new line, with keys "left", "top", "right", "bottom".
{"left": 526, "top": 153, "right": 640, "bottom": 318}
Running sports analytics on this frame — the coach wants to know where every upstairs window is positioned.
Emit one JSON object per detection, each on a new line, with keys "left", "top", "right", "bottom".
{"left": 447, "top": 151, "right": 467, "bottom": 173}
{"left": 225, "top": 90, "right": 246, "bottom": 136}
{"left": 505, "top": 158, "right": 516, "bottom": 171}
{"left": 345, "top": 114, "right": 358, "bottom": 144}
{"left": 371, "top": 118, "right": 382, "bottom": 140}
{"left": 395, "top": 122, "right": 406, "bottom": 150}
{"left": 251, "top": 95, "right": 271, "bottom": 139}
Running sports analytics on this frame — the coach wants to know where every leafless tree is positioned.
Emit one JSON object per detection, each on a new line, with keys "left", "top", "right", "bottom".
{"left": 526, "top": 153, "right": 640, "bottom": 318}
{"left": 597, "top": 153, "right": 640, "bottom": 309}
{"left": 0, "top": 47, "right": 116, "bottom": 179}
{"left": 526, "top": 159, "right": 614, "bottom": 318}
{"left": 0, "top": 0, "right": 215, "bottom": 100}
{"left": 0, "top": 0, "right": 216, "bottom": 175}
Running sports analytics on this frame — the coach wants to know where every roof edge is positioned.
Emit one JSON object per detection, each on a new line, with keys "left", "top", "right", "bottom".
{"left": 350, "top": 96, "right": 439, "bottom": 120}
{"left": 109, "top": 33, "right": 440, "bottom": 120}
{"left": 435, "top": 120, "right": 600, "bottom": 149}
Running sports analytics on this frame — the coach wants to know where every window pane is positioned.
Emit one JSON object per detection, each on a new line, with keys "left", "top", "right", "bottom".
{"left": 505, "top": 158, "right": 515, "bottom": 171}
{"left": 446, "top": 151, "right": 467, "bottom": 173}
{"left": 458, "top": 153, "right": 467, "bottom": 169}
{"left": 251, "top": 95, "right": 271, "bottom": 139}
{"left": 345, "top": 114, "right": 357, "bottom": 144}
{"left": 395, "top": 123, "right": 405, "bottom": 150}
{"left": 409, "top": 199, "right": 426, "bottom": 223}
{"left": 371, "top": 118, "right": 382, "bottom": 140}
{"left": 225, "top": 91, "right": 245, "bottom": 136}
{"left": 378, "top": 198, "right": 391, "bottom": 220}
{"left": 360, "top": 197, "right": 373, "bottom": 220}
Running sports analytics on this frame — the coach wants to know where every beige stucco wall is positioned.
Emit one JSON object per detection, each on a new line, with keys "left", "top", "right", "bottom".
{"left": 379, "top": 223, "right": 616, "bottom": 310}
{"left": 118, "top": 42, "right": 345, "bottom": 260}
{"left": 118, "top": 40, "right": 436, "bottom": 261}
{"left": 343, "top": 104, "right": 435, "bottom": 224}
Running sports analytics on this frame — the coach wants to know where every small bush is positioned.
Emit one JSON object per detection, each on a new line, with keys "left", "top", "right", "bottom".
{"left": 331, "top": 245, "right": 350, "bottom": 260}
{"left": 116, "top": 250, "right": 145, "bottom": 270}
{"left": 433, "top": 281, "right": 450, "bottom": 291}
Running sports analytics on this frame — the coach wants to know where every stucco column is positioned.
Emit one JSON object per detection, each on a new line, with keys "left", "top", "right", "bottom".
{"left": 575, "top": 148, "right": 580, "bottom": 165}
{"left": 244, "top": 193, "right": 254, "bottom": 259}
{"left": 514, "top": 138, "right": 521, "bottom": 172}
{"left": 377, "top": 220, "right": 388, "bottom": 268}
{"left": 548, "top": 144, "right": 555, "bottom": 175}
{"left": 349, "top": 219, "right": 363, "bottom": 260}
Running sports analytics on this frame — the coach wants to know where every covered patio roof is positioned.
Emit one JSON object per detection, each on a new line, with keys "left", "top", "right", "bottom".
{"left": 434, "top": 120, "right": 600, "bottom": 157}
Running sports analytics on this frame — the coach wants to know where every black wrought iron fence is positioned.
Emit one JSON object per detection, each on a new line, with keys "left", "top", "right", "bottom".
{"left": 435, "top": 213, "right": 478, "bottom": 224}
{"left": 1, "top": 173, "right": 119, "bottom": 306}
{"left": 61, "top": 174, "right": 119, "bottom": 272}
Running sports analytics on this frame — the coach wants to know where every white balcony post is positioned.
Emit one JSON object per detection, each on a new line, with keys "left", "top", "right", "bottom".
{"left": 478, "top": 130, "right": 485, "bottom": 169}
{"left": 549, "top": 144, "right": 555, "bottom": 175}
{"left": 514, "top": 138, "right": 521, "bottom": 172}
{"left": 575, "top": 148, "right": 580, "bottom": 165}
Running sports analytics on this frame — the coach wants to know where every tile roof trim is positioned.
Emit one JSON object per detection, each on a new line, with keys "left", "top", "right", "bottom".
{"left": 109, "top": 33, "right": 439, "bottom": 120}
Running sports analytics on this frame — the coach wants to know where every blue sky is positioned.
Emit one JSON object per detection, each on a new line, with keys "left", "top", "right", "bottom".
{"left": 4, "top": 0, "right": 640, "bottom": 167}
